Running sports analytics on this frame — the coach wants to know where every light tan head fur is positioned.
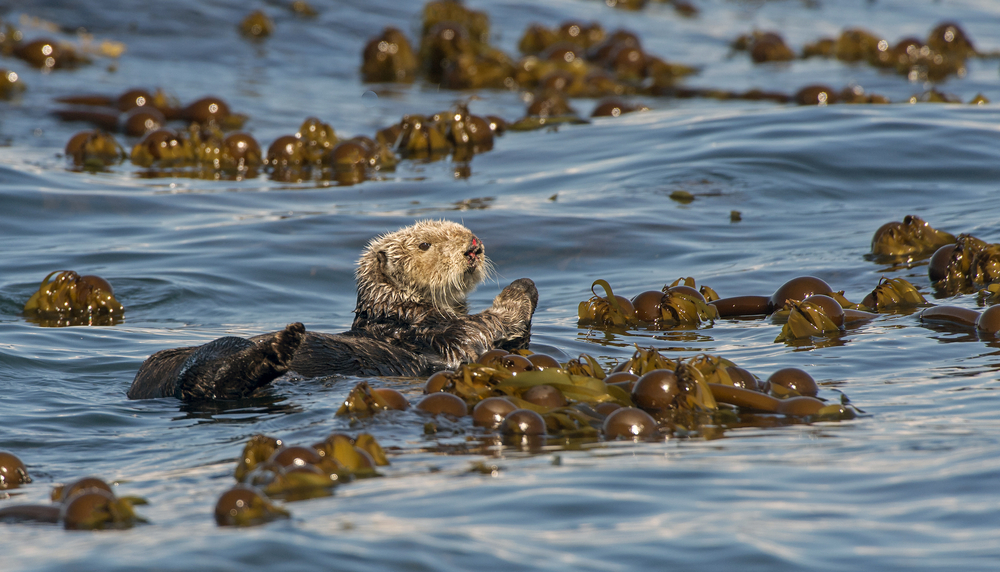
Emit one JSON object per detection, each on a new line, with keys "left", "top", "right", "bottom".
{"left": 355, "top": 220, "right": 492, "bottom": 317}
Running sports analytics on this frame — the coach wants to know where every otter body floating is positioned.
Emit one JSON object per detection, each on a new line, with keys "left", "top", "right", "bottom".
{"left": 128, "top": 221, "right": 538, "bottom": 401}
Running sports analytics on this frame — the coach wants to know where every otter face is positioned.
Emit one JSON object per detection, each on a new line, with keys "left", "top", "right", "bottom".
{"left": 359, "top": 220, "right": 492, "bottom": 314}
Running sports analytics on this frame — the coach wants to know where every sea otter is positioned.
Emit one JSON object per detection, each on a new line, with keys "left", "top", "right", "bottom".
{"left": 127, "top": 220, "right": 538, "bottom": 400}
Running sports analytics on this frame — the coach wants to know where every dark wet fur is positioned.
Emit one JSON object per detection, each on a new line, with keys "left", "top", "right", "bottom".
{"left": 127, "top": 278, "right": 537, "bottom": 400}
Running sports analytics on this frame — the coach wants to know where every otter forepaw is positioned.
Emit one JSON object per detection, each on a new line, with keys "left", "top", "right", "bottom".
{"left": 496, "top": 278, "right": 539, "bottom": 314}
{"left": 270, "top": 322, "right": 306, "bottom": 365}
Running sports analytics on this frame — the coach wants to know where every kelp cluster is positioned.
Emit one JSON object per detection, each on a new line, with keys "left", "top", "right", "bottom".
{"left": 735, "top": 22, "right": 981, "bottom": 83}
{"left": 928, "top": 234, "right": 1000, "bottom": 295}
{"left": 338, "top": 346, "right": 858, "bottom": 444}
{"left": 870, "top": 215, "right": 957, "bottom": 263}
{"left": 575, "top": 272, "right": 947, "bottom": 343}
{"left": 360, "top": 1, "right": 699, "bottom": 124}
{"left": 869, "top": 216, "right": 1000, "bottom": 299}
{"left": 23, "top": 270, "right": 124, "bottom": 327}
{"left": 58, "top": 85, "right": 505, "bottom": 182}
{"left": 357, "top": 2, "right": 992, "bottom": 117}
{"left": 579, "top": 277, "right": 719, "bottom": 329}
{"left": 216, "top": 431, "right": 389, "bottom": 526}
{"left": 0, "top": 461, "right": 147, "bottom": 531}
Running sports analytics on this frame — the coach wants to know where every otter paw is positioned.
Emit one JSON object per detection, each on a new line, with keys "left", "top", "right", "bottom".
{"left": 271, "top": 322, "right": 306, "bottom": 365}
{"left": 497, "top": 278, "right": 539, "bottom": 313}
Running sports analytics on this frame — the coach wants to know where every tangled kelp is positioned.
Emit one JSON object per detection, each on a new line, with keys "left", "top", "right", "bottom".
{"left": 334, "top": 346, "right": 857, "bottom": 445}
{"left": 227, "top": 431, "right": 389, "bottom": 522}
{"left": 870, "top": 215, "right": 956, "bottom": 262}
{"left": 23, "top": 270, "right": 124, "bottom": 327}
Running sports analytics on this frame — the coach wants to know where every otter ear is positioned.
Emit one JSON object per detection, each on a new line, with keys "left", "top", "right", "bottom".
{"left": 376, "top": 250, "right": 388, "bottom": 269}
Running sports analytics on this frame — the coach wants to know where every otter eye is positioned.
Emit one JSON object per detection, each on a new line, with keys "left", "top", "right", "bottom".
{"left": 418, "top": 242, "right": 431, "bottom": 251}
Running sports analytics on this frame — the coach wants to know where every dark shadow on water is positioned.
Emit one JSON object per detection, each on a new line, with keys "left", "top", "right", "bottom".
{"left": 173, "top": 392, "right": 302, "bottom": 424}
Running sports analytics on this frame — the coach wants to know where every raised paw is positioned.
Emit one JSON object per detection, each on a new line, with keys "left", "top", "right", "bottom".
{"left": 497, "top": 278, "right": 539, "bottom": 314}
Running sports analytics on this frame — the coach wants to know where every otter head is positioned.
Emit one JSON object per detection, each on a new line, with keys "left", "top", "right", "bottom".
{"left": 356, "top": 220, "right": 491, "bottom": 317}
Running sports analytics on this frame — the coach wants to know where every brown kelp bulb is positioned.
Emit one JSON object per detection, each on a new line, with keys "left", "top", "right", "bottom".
{"left": 795, "top": 85, "right": 838, "bottom": 106}
{"left": 776, "top": 396, "right": 826, "bottom": 416}
{"left": 541, "top": 42, "right": 583, "bottom": 65}
{"left": 927, "top": 22, "right": 975, "bottom": 57}
{"left": 602, "top": 407, "right": 657, "bottom": 439}
{"left": 68, "top": 131, "right": 126, "bottom": 167}
{"left": 518, "top": 24, "right": 558, "bottom": 55}
{"left": 61, "top": 489, "right": 117, "bottom": 530}
{"left": 928, "top": 244, "right": 957, "bottom": 282}
{"left": 527, "top": 353, "right": 560, "bottom": 370}
{"left": 239, "top": 10, "right": 274, "bottom": 39}
{"left": 214, "top": 485, "right": 287, "bottom": 527}
{"left": 588, "top": 30, "right": 641, "bottom": 63}
{"left": 266, "top": 135, "right": 305, "bottom": 166}
{"left": 122, "top": 107, "right": 165, "bottom": 137}
{"left": 268, "top": 445, "right": 323, "bottom": 469}
{"left": 725, "top": 366, "right": 761, "bottom": 391}
{"left": 604, "top": 371, "right": 639, "bottom": 391}
{"left": 499, "top": 409, "right": 546, "bottom": 436}
{"left": 501, "top": 354, "right": 534, "bottom": 374}
{"left": 527, "top": 90, "right": 574, "bottom": 117}
{"left": 361, "top": 26, "right": 417, "bottom": 83}
{"left": 0, "top": 69, "right": 25, "bottom": 100}
{"left": 424, "top": 370, "right": 454, "bottom": 393}
{"left": 14, "top": 39, "right": 61, "bottom": 70}
{"left": 65, "top": 131, "right": 92, "bottom": 157}
{"left": 522, "top": 384, "right": 567, "bottom": 408}
{"left": 632, "top": 291, "right": 664, "bottom": 322}
{"left": 0, "top": 451, "right": 30, "bottom": 489}
{"left": 591, "top": 99, "right": 642, "bottom": 118}
{"left": 594, "top": 402, "right": 622, "bottom": 416}
{"left": 770, "top": 276, "right": 833, "bottom": 311}
{"left": 117, "top": 88, "right": 155, "bottom": 112}
{"left": 976, "top": 305, "right": 1000, "bottom": 335}
{"left": 53, "top": 476, "right": 114, "bottom": 504}
{"left": 222, "top": 132, "right": 262, "bottom": 164}
{"left": 608, "top": 45, "right": 647, "bottom": 78}
{"left": 371, "top": 387, "right": 410, "bottom": 410}
{"left": 325, "top": 141, "right": 367, "bottom": 167}
{"left": 464, "top": 115, "right": 494, "bottom": 147}
{"left": 416, "top": 392, "right": 468, "bottom": 417}
{"left": 804, "top": 294, "right": 845, "bottom": 327}
{"left": 477, "top": 348, "right": 508, "bottom": 367}
{"left": 767, "top": 368, "right": 819, "bottom": 397}
{"left": 183, "top": 96, "right": 231, "bottom": 123}
{"left": 472, "top": 397, "right": 518, "bottom": 428}
{"left": 750, "top": 33, "right": 795, "bottom": 62}
{"left": 485, "top": 115, "right": 507, "bottom": 135}
{"left": 631, "top": 369, "right": 680, "bottom": 411}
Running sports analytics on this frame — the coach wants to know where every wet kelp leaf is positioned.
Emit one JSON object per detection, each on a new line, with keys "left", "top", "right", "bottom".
{"left": 337, "top": 381, "right": 397, "bottom": 417}
{"left": 931, "top": 234, "right": 998, "bottom": 294}
{"left": 774, "top": 299, "right": 842, "bottom": 342}
{"left": 23, "top": 270, "right": 124, "bottom": 327}
{"left": 870, "top": 214, "right": 956, "bottom": 261}
{"left": 657, "top": 281, "right": 719, "bottom": 326}
{"left": 578, "top": 279, "right": 637, "bottom": 328}
{"left": 234, "top": 434, "right": 283, "bottom": 482}
{"left": 861, "top": 277, "right": 927, "bottom": 311}
{"left": 215, "top": 485, "right": 289, "bottom": 527}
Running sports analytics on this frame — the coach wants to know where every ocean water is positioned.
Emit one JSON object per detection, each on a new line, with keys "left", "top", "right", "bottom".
{"left": 2, "top": 0, "right": 1000, "bottom": 570}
